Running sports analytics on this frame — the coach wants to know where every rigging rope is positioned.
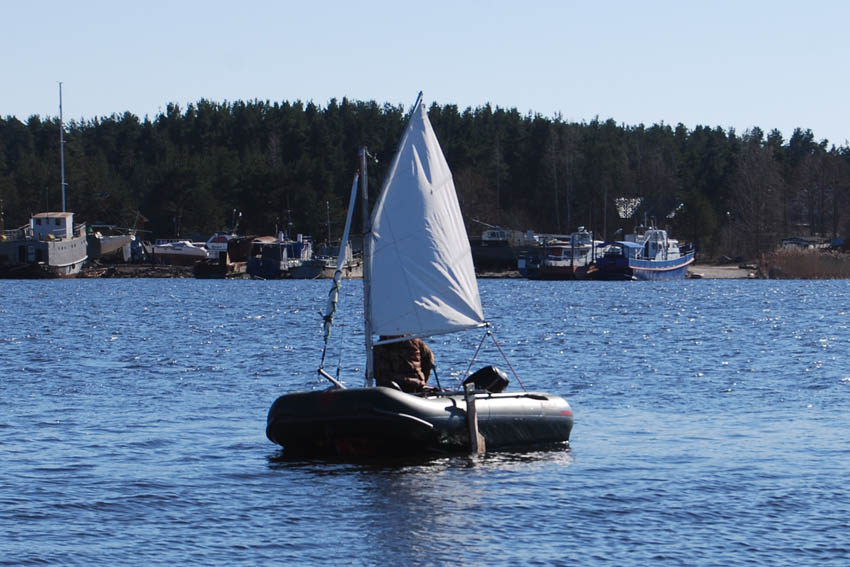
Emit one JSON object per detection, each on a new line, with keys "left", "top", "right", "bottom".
{"left": 318, "top": 171, "right": 359, "bottom": 381}
{"left": 458, "top": 326, "right": 528, "bottom": 392}
{"left": 489, "top": 331, "right": 527, "bottom": 392}
{"left": 335, "top": 322, "right": 345, "bottom": 380}
{"left": 460, "top": 328, "right": 489, "bottom": 384}
{"left": 319, "top": 277, "right": 340, "bottom": 370}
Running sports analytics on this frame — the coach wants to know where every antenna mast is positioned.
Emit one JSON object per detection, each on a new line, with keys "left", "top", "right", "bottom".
{"left": 59, "top": 82, "right": 66, "bottom": 212}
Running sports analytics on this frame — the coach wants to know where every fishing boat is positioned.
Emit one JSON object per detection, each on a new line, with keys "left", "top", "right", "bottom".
{"left": 246, "top": 233, "right": 313, "bottom": 279}
{"left": 289, "top": 201, "right": 363, "bottom": 279}
{"left": 469, "top": 220, "right": 540, "bottom": 272}
{"left": 0, "top": 212, "right": 88, "bottom": 278}
{"left": 287, "top": 241, "right": 363, "bottom": 279}
{"left": 266, "top": 94, "right": 573, "bottom": 457}
{"left": 594, "top": 226, "right": 694, "bottom": 281}
{"left": 526, "top": 227, "right": 603, "bottom": 280}
{"left": 192, "top": 234, "right": 255, "bottom": 279}
{"left": 0, "top": 84, "right": 88, "bottom": 279}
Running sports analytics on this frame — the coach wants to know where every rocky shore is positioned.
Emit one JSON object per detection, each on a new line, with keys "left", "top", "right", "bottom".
{"left": 78, "top": 264, "right": 194, "bottom": 278}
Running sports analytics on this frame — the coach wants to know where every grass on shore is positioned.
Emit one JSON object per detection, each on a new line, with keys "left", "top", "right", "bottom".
{"left": 763, "top": 248, "right": 850, "bottom": 279}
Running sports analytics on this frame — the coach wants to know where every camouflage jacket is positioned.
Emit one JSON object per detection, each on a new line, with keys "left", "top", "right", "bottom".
{"left": 373, "top": 337, "right": 434, "bottom": 393}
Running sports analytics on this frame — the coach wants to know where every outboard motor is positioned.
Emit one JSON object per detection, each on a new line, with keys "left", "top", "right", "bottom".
{"left": 463, "top": 366, "right": 509, "bottom": 393}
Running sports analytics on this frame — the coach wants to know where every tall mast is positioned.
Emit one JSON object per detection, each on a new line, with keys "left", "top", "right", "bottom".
{"left": 59, "top": 82, "right": 66, "bottom": 212}
{"left": 359, "top": 94, "right": 422, "bottom": 386}
{"left": 359, "top": 147, "right": 374, "bottom": 386}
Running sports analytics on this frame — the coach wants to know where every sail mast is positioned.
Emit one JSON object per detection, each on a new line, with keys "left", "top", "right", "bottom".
{"left": 359, "top": 147, "right": 374, "bottom": 386}
{"left": 59, "top": 81, "right": 66, "bottom": 212}
{"left": 361, "top": 95, "right": 420, "bottom": 385}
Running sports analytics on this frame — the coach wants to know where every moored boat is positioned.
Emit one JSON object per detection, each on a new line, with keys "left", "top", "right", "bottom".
{"left": 192, "top": 235, "right": 255, "bottom": 279}
{"left": 86, "top": 227, "right": 134, "bottom": 262}
{"left": 266, "top": 93, "right": 573, "bottom": 457}
{"left": 287, "top": 241, "right": 362, "bottom": 279}
{"left": 0, "top": 212, "right": 88, "bottom": 278}
{"left": 594, "top": 226, "right": 694, "bottom": 281}
{"left": 246, "top": 234, "right": 313, "bottom": 279}
{"left": 469, "top": 221, "right": 540, "bottom": 272}
{"left": 0, "top": 86, "right": 87, "bottom": 278}
{"left": 527, "top": 226, "right": 604, "bottom": 280}
{"left": 151, "top": 239, "right": 209, "bottom": 266}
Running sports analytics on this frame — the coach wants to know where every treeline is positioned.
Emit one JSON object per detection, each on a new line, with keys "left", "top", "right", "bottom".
{"left": 1, "top": 97, "right": 848, "bottom": 259}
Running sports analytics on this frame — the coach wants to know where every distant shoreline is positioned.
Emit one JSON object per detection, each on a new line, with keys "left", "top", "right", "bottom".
{"left": 77, "top": 263, "right": 756, "bottom": 280}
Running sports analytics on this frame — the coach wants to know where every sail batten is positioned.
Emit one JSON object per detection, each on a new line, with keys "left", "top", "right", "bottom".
{"left": 366, "top": 97, "right": 484, "bottom": 339}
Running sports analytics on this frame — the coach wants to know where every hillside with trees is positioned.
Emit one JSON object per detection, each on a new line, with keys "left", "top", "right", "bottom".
{"left": 1, "top": 98, "right": 848, "bottom": 260}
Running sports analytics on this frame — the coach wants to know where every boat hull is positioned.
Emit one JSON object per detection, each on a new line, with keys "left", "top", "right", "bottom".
{"left": 529, "top": 263, "right": 594, "bottom": 280}
{"left": 595, "top": 251, "right": 694, "bottom": 281}
{"left": 87, "top": 234, "right": 133, "bottom": 261}
{"left": 288, "top": 259, "right": 363, "bottom": 279}
{"left": 469, "top": 239, "right": 516, "bottom": 270}
{"left": 470, "top": 240, "right": 539, "bottom": 272}
{"left": 152, "top": 250, "right": 208, "bottom": 266}
{"left": 266, "top": 386, "right": 573, "bottom": 457}
{"left": 0, "top": 233, "right": 88, "bottom": 278}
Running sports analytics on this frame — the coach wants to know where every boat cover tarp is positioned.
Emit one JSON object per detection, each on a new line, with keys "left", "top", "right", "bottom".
{"left": 616, "top": 241, "right": 644, "bottom": 249}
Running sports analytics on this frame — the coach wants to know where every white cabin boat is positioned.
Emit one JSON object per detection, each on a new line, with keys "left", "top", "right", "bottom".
{"left": 0, "top": 212, "right": 88, "bottom": 278}
{"left": 152, "top": 239, "right": 209, "bottom": 265}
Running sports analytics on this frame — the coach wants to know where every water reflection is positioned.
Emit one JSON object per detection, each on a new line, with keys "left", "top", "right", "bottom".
{"left": 266, "top": 445, "right": 573, "bottom": 472}
{"left": 267, "top": 446, "right": 573, "bottom": 566}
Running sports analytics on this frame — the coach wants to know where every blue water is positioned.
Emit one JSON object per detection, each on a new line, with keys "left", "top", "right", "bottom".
{"left": 1, "top": 278, "right": 849, "bottom": 566}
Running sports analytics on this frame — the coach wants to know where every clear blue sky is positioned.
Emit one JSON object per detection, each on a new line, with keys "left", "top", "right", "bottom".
{"left": 3, "top": 0, "right": 849, "bottom": 146}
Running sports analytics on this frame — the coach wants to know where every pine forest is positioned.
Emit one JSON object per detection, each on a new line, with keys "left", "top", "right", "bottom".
{"left": 1, "top": 97, "right": 849, "bottom": 260}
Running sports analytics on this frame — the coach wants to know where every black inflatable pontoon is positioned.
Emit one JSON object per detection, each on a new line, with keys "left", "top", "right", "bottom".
{"left": 266, "top": 384, "right": 573, "bottom": 457}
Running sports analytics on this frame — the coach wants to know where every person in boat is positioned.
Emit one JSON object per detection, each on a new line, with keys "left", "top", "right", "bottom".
{"left": 373, "top": 335, "right": 435, "bottom": 393}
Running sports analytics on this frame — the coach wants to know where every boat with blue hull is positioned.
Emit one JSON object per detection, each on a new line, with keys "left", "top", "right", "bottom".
{"left": 595, "top": 227, "right": 694, "bottom": 281}
{"left": 266, "top": 93, "right": 573, "bottom": 458}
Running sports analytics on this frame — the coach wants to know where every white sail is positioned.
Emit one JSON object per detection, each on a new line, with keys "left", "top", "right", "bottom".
{"left": 367, "top": 98, "right": 485, "bottom": 338}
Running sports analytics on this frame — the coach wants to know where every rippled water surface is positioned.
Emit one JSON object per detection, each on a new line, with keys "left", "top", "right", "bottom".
{"left": 2, "top": 278, "right": 849, "bottom": 566}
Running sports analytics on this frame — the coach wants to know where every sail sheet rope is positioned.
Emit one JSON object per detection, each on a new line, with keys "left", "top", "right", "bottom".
{"left": 458, "top": 327, "right": 528, "bottom": 392}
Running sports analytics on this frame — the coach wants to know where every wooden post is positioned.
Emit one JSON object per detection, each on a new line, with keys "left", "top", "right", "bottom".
{"left": 464, "top": 383, "right": 486, "bottom": 455}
